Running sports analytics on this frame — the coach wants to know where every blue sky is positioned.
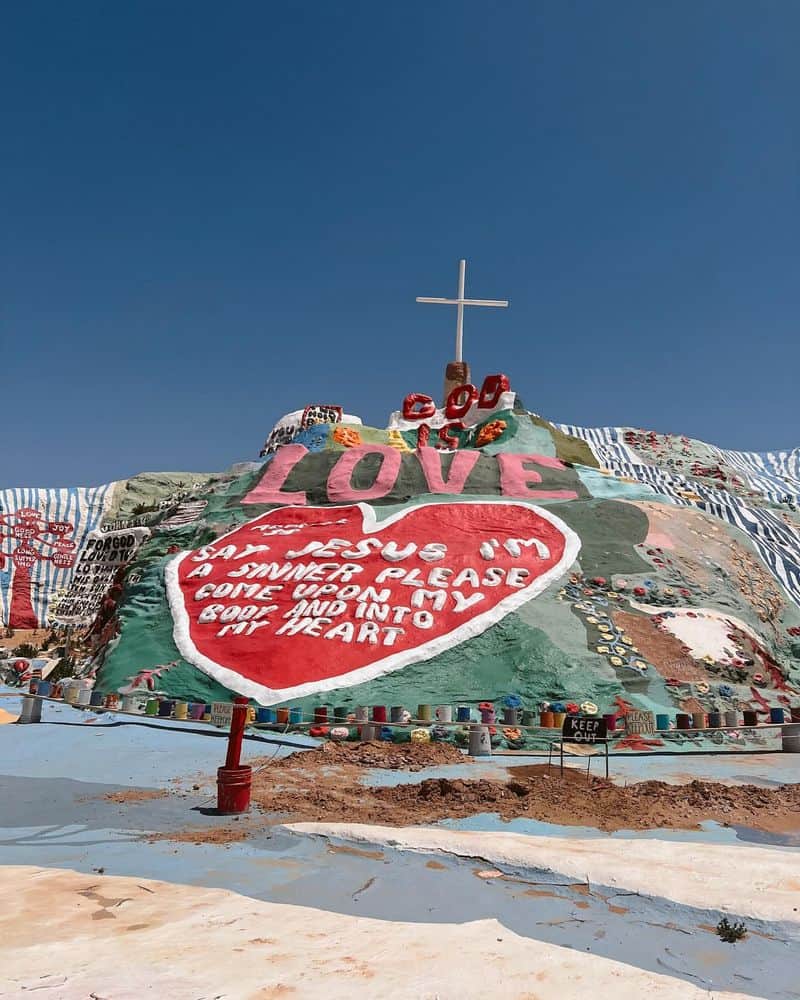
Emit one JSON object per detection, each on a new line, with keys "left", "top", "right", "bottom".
{"left": 2, "top": 2, "right": 798, "bottom": 486}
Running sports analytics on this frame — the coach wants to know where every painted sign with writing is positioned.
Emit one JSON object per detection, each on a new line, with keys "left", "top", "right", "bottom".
{"left": 51, "top": 527, "right": 150, "bottom": 624}
{"left": 166, "top": 501, "right": 580, "bottom": 704}
{"left": 624, "top": 710, "right": 656, "bottom": 735}
{"left": 562, "top": 716, "right": 608, "bottom": 743}
{"left": 243, "top": 446, "right": 583, "bottom": 507}
{"left": 210, "top": 702, "right": 234, "bottom": 728}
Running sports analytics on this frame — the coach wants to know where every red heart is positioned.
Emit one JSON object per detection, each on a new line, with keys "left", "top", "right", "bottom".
{"left": 166, "top": 501, "right": 579, "bottom": 704}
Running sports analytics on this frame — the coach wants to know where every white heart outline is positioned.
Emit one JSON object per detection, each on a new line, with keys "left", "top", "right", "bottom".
{"left": 166, "top": 499, "right": 581, "bottom": 705}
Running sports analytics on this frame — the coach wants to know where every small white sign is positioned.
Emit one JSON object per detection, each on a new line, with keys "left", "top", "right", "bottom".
{"left": 210, "top": 702, "right": 233, "bottom": 728}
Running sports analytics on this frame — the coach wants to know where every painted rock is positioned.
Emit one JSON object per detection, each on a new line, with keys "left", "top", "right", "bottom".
{"left": 166, "top": 500, "right": 580, "bottom": 704}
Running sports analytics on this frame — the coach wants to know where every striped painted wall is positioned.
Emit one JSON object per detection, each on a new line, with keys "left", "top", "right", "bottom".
{"left": 0, "top": 484, "right": 114, "bottom": 627}
{"left": 557, "top": 423, "right": 800, "bottom": 609}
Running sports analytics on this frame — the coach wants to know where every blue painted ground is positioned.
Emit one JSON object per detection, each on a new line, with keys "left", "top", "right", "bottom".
{"left": 1, "top": 688, "right": 798, "bottom": 997}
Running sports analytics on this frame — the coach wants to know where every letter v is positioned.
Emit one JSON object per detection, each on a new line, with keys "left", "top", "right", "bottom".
{"left": 416, "top": 446, "right": 480, "bottom": 494}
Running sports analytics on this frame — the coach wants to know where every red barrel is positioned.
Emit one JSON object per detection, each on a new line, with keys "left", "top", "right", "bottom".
{"left": 372, "top": 705, "right": 387, "bottom": 722}
{"left": 217, "top": 765, "right": 252, "bottom": 814}
{"left": 313, "top": 705, "right": 328, "bottom": 723}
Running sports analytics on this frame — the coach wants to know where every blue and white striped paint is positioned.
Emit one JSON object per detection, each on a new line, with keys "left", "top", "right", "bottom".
{"left": 0, "top": 484, "right": 114, "bottom": 626}
{"left": 557, "top": 423, "right": 800, "bottom": 609}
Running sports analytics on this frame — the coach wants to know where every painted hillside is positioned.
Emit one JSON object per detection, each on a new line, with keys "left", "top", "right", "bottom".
{"left": 3, "top": 375, "right": 800, "bottom": 745}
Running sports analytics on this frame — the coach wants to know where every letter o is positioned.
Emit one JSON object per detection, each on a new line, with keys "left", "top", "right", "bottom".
{"left": 328, "top": 445, "right": 402, "bottom": 502}
{"left": 445, "top": 383, "right": 477, "bottom": 419}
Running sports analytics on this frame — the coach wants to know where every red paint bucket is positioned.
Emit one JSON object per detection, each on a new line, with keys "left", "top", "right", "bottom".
{"left": 313, "top": 705, "right": 328, "bottom": 723}
{"left": 372, "top": 705, "right": 387, "bottom": 722}
{"left": 217, "top": 765, "right": 252, "bottom": 815}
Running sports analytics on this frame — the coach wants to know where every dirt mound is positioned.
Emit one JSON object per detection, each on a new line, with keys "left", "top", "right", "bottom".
{"left": 299, "top": 740, "right": 465, "bottom": 771}
{"left": 191, "top": 750, "right": 800, "bottom": 840}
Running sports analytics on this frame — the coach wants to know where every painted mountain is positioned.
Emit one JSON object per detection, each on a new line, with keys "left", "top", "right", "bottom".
{"left": 3, "top": 375, "right": 799, "bottom": 745}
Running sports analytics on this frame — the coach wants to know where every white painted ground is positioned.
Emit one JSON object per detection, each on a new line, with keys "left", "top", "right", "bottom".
{"left": 0, "top": 865, "right": 762, "bottom": 1000}
{"left": 288, "top": 822, "right": 800, "bottom": 925}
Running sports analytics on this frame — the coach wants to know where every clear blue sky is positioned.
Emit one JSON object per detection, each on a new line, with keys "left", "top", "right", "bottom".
{"left": 3, "top": 1, "right": 798, "bottom": 486}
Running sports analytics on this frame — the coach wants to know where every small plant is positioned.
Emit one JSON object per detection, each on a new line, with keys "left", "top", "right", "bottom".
{"left": 716, "top": 917, "right": 747, "bottom": 943}
{"left": 12, "top": 643, "right": 39, "bottom": 658}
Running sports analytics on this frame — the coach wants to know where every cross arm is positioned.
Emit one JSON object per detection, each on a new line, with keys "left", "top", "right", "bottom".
{"left": 415, "top": 297, "right": 509, "bottom": 307}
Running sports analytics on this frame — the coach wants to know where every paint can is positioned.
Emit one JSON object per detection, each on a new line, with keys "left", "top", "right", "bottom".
{"left": 781, "top": 723, "right": 800, "bottom": 753}
{"left": 456, "top": 706, "right": 471, "bottom": 723}
{"left": 19, "top": 695, "right": 42, "bottom": 724}
{"left": 75, "top": 686, "right": 91, "bottom": 706}
{"left": 276, "top": 708, "right": 289, "bottom": 724}
{"left": 174, "top": 701, "right": 189, "bottom": 720}
{"left": 63, "top": 682, "right": 80, "bottom": 705}
{"left": 417, "top": 704, "right": 432, "bottom": 722}
{"left": 202, "top": 705, "right": 212, "bottom": 722}
{"left": 190, "top": 702, "right": 206, "bottom": 720}
{"left": 390, "top": 706, "right": 405, "bottom": 723}
{"left": 742, "top": 710, "right": 758, "bottom": 727}
{"left": 355, "top": 706, "right": 369, "bottom": 722}
{"left": 602, "top": 713, "right": 617, "bottom": 732}
{"left": 121, "top": 693, "right": 139, "bottom": 713}
{"left": 676, "top": 713, "right": 691, "bottom": 730}
{"left": 502, "top": 707, "right": 518, "bottom": 725}
{"left": 468, "top": 724, "right": 492, "bottom": 757}
{"left": 521, "top": 709, "right": 535, "bottom": 727}
{"left": 158, "top": 699, "right": 174, "bottom": 717}
{"left": 333, "top": 705, "right": 348, "bottom": 722}
{"left": 435, "top": 705, "right": 453, "bottom": 723}
{"left": 289, "top": 707, "right": 303, "bottom": 725}
{"left": 36, "top": 680, "right": 52, "bottom": 698}
{"left": 90, "top": 690, "right": 105, "bottom": 708}
{"left": 145, "top": 698, "right": 158, "bottom": 716}
{"left": 655, "top": 713, "right": 670, "bottom": 731}
{"left": 479, "top": 706, "right": 495, "bottom": 725}
{"left": 372, "top": 705, "right": 387, "bottom": 723}
{"left": 540, "top": 710, "right": 555, "bottom": 728}
{"left": 791, "top": 707, "right": 800, "bottom": 723}
{"left": 691, "top": 712, "right": 706, "bottom": 730}
{"left": 216, "top": 765, "right": 252, "bottom": 815}
{"left": 552, "top": 711, "right": 566, "bottom": 729}
{"left": 313, "top": 705, "right": 328, "bottom": 723}
{"left": 28, "top": 672, "right": 42, "bottom": 695}
{"left": 707, "top": 711, "right": 722, "bottom": 728}
{"left": 104, "top": 693, "right": 121, "bottom": 712}
{"left": 360, "top": 723, "right": 376, "bottom": 741}
{"left": 769, "top": 707, "right": 785, "bottom": 724}
{"left": 724, "top": 710, "right": 738, "bottom": 728}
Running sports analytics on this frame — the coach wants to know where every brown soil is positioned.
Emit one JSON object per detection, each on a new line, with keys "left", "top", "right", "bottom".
{"left": 152, "top": 743, "right": 800, "bottom": 844}
{"left": 102, "top": 789, "right": 169, "bottom": 805}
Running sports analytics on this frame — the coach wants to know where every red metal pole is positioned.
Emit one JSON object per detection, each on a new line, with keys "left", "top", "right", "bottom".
{"left": 225, "top": 696, "right": 249, "bottom": 768}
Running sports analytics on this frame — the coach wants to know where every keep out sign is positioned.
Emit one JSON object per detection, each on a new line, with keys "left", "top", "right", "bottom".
{"left": 166, "top": 501, "right": 580, "bottom": 704}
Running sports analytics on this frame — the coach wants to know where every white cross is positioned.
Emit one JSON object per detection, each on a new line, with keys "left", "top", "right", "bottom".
{"left": 416, "top": 259, "right": 509, "bottom": 363}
